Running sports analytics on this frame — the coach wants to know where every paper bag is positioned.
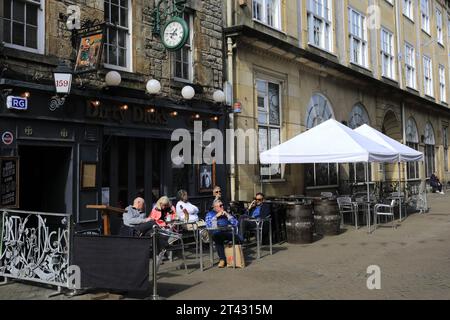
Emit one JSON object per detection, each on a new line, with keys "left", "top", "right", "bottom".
{"left": 225, "top": 244, "right": 245, "bottom": 268}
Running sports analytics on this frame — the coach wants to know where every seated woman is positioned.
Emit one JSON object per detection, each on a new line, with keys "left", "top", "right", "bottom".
{"left": 205, "top": 199, "right": 240, "bottom": 268}
{"left": 175, "top": 189, "right": 199, "bottom": 223}
{"left": 149, "top": 196, "right": 177, "bottom": 228}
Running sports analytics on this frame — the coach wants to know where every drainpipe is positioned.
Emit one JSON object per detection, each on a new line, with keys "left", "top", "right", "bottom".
{"left": 226, "top": 0, "right": 236, "bottom": 202}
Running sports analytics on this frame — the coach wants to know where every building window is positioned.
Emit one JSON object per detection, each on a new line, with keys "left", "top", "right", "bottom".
{"left": 420, "top": 0, "right": 430, "bottom": 34}
{"left": 305, "top": 94, "right": 337, "bottom": 187}
{"left": 257, "top": 79, "right": 282, "bottom": 180}
{"left": 349, "top": 8, "right": 368, "bottom": 68}
{"left": 348, "top": 104, "right": 371, "bottom": 182}
{"left": 405, "top": 43, "right": 416, "bottom": 89}
{"left": 423, "top": 56, "right": 433, "bottom": 97}
{"left": 253, "top": 0, "right": 281, "bottom": 29}
{"left": 444, "top": 127, "right": 449, "bottom": 172}
{"left": 403, "top": 0, "right": 413, "bottom": 20}
{"left": 406, "top": 118, "right": 420, "bottom": 180}
{"left": 424, "top": 122, "right": 435, "bottom": 178}
{"left": 437, "top": 9, "right": 443, "bottom": 45}
{"left": 104, "top": 0, "right": 131, "bottom": 70}
{"left": 307, "top": 0, "right": 333, "bottom": 52}
{"left": 381, "top": 28, "right": 395, "bottom": 79}
{"left": 172, "top": 13, "right": 193, "bottom": 81}
{"left": 3, "top": 0, "right": 44, "bottom": 53}
{"left": 439, "top": 65, "right": 446, "bottom": 103}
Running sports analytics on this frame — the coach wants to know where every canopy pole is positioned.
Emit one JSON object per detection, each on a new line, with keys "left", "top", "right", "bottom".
{"left": 398, "top": 161, "right": 402, "bottom": 222}
{"left": 366, "top": 162, "right": 371, "bottom": 233}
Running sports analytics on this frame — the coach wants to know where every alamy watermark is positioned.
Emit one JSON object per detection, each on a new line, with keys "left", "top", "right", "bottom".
{"left": 366, "top": 265, "right": 381, "bottom": 290}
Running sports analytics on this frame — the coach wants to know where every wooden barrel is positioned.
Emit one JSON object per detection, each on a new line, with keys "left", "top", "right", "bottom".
{"left": 285, "top": 202, "right": 314, "bottom": 244}
{"left": 313, "top": 199, "right": 340, "bottom": 236}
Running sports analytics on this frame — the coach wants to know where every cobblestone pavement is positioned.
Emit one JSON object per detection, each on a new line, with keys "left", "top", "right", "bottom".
{"left": 1, "top": 193, "right": 450, "bottom": 300}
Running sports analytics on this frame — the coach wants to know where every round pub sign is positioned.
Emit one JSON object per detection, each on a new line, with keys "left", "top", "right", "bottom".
{"left": 1, "top": 131, "right": 14, "bottom": 145}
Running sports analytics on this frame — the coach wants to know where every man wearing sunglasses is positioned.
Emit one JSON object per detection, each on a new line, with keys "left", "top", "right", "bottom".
{"left": 205, "top": 199, "right": 239, "bottom": 268}
{"left": 238, "top": 193, "right": 270, "bottom": 241}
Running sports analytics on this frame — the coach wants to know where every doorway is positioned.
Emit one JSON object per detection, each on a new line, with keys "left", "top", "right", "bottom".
{"left": 18, "top": 145, "right": 72, "bottom": 213}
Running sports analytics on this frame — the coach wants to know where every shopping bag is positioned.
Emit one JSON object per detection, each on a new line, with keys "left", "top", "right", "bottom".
{"left": 225, "top": 244, "right": 245, "bottom": 268}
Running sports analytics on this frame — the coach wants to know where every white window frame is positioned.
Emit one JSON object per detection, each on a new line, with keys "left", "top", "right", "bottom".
{"left": 3, "top": 0, "right": 45, "bottom": 54}
{"left": 381, "top": 28, "right": 395, "bottom": 80}
{"left": 307, "top": 0, "right": 333, "bottom": 53}
{"left": 252, "top": 0, "right": 282, "bottom": 30}
{"left": 420, "top": 0, "right": 430, "bottom": 34}
{"left": 439, "top": 64, "right": 446, "bottom": 103}
{"left": 172, "top": 12, "right": 194, "bottom": 83}
{"left": 444, "top": 126, "right": 449, "bottom": 172}
{"left": 403, "top": 0, "right": 413, "bottom": 21}
{"left": 257, "top": 78, "right": 283, "bottom": 180}
{"left": 405, "top": 43, "right": 416, "bottom": 89}
{"left": 348, "top": 7, "right": 368, "bottom": 68}
{"left": 104, "top": 0, "right": 133, "bottom": 72}
{"left": 437, "top": 8, "right": 443, "bottom": 45}
{"left": 423, "top": 56, "right": 433, "bottom": 97}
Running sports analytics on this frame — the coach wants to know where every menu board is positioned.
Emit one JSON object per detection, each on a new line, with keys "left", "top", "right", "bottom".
{"left": 0, "top": 157, "right": 19, "bottom": 208}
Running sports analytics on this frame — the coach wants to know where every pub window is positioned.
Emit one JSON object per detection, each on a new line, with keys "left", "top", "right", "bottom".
{"left": 3, "top": 0, "right": 44, "bottom": 54}
{"left": 305, "top": 93, "right": 338, "bottom": 188}
{"left": 257, "top": 79, "right": 282, "bottom": 180}
{"left": 444, "top": 126, "right": 448, "bottom": 172}
{"left": 348, "top": 104, "right": 371, "bottom": 182}
{"left": 172, "top": 12, "right": 193, "bottom": 82}
{"left": 104, "top": 0, "right": 131, "bottom": 70}
{"left": 307, "top": 0, "right": 333, "bottom": 52}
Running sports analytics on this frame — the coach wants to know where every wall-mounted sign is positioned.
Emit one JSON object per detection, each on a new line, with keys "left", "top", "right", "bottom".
{"left": 1, "top": 131, "right": 14, "bottom": 145}
{"left": 6, "top": 96, "right": 28, "bottom": 110}
{"left": 0, "top": 157, "right": 19, "bottom": 208}
{"left": 74, "top": 31, "right": 104, "bottom": 73}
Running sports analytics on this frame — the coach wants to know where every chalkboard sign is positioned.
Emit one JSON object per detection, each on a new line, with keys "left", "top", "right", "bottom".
{"left": 0, "top": 157, "right": 19, "bottom": 208}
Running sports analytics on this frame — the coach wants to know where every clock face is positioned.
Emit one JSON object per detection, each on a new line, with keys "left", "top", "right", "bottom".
{"left": 162, "top": 17, "right": 189, "bottom": 51}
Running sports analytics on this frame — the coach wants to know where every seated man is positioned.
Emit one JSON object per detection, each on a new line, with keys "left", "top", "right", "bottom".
{"left": 238, "top": 193, "right": 271, "bottom": 242}
{"left": 430, "top": 172, "right": 444, "bottom": 194}
{"left": 175, "top": 189, "right": 199, "bottom": 223}
{"left": 205, "top": 199, "right": 239, "bottom": 268}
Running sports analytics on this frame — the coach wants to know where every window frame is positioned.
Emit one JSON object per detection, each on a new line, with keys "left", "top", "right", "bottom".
{"left": 381, "top": 28, "right": 395, "bottom": 80}
{"left": 172, "top": 12, "right": 194, "bottom": 83}
{"left": 405, "top": 42, "right": 416, "bottom": 89}
{"left": 3, "top": 0, "right": 45, "bottom": 54}
{"left": 252, "top": 0, "right": 282, "bottom": 30}
{"left": 420, "top": 0, "right": 430, "bottom": 35}
{"left": 423, "top": 55, "right": 433, "bottom": 97}
{"left": 439, "top": 64, "right": 446, "bottom": 103}
{"left": 307, "top": 0, "right": 333, "bottom": 53}
{"left": 403, "top": 0, "right": 414, "bottom": 21}
{"left": 103, "top": 0, "right": 133, "bottom": 72}
{"left": 348, "top": 7, "right": 368, "bottom": 68}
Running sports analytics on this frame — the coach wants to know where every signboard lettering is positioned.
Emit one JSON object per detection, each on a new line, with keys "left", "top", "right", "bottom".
{"left": 6, "top": 96, "right": 28, "bottom": 110}
{"left": 0, "top": 157, "right": 19, "bottom": 208}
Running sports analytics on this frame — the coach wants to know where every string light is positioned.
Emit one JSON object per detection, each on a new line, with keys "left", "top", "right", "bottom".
{"left": 22, "top": 92, "right": 31, "bottom": 98}
{"left": 194, "top": 114, "right": 201, "bottom": 119}
{"left": 120, "top": 104, "right": 129, "bottom": 111}
{"left": 91, "top": 100, "right": 101, "bottom": 107}
{"left": 147, "top": 108, "right": 156, "bottom": 113}
{"left": 213, "top": 116, "right": 219, "bottom": 121}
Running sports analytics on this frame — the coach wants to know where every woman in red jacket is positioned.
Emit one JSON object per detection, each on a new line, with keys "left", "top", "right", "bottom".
{"left": 149, "top": 196, "right": 177, "bottom": 228}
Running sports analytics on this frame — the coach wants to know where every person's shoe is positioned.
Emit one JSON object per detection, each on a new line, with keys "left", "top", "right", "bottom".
{"left": 156, "top": 249, "right": 166, "bottom": 268}
{"left": 440, "top": 191, "right": 445, "bottom": 194}
{"left": 218, "top": 260, "right": 226, "bottom": 268}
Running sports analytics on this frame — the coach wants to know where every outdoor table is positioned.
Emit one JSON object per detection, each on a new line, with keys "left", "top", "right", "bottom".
{"left": 199, "top": 225, "right": 236, "bottom": 271}
{"left": 86, "top": 205, "right": 125, "bottom": 235}
{"left": 354, "top": 200, "right": 377, "bottom": 233}
{"left": 166, "top": 220, "right": 202, "bottom": 262}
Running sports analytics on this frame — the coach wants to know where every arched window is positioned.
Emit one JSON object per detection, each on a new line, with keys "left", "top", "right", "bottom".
{"left": 348, "top": 104, "right": 371, "bottom": 182}
{"left": 348, "top": 103, "right": 370, "bottom": 129}
{"left": 305, "top": 94, "right": 338, "bottom": 187}
{"left": 306, "top": 94, "right": 334, "bottom": 129}
{"left": 424, "top": 122, "right": 435, "bottom": 178}
{"left": 406, "top": 118, "right": 420, "bottom": 179}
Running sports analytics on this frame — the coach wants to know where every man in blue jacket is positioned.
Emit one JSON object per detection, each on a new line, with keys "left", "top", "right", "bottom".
{"left": 238, "top": 193, "right": 271, "bottom": 241}
{"left": 205, "top": 199, "right": 239, "bottom": 268}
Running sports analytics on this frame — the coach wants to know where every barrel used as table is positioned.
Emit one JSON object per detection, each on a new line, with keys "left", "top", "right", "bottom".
{"left": 285, "top": 202, "right": 314, "bottom": 244}
{"left": 313, "top": 199, "right": 340, "bottom": 236}
{"left": 314, "top": 199, "right": 341, "bottom": 236}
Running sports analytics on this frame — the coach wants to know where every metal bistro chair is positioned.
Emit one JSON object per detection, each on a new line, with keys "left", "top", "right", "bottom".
{"left": 337, "top": 197, "right": 359, "bottom": 229}
{"left": 374, "top": 199, "right": 397, "bottom": 230}
{"left": 245, "top": 215, "right": 273, "bottom": 259}
{"left": 156, "top": 227, "right": 188, "bottom": 273}
{"left": 199, "top": 225, "right": 237, "bottom": 271}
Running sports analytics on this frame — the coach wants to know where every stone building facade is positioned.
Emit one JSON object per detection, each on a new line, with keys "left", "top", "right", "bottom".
{"left": 0, "top": 0, "right": 226, "bottom": 230}
{"left": 225, "top": 0, "right": 450, "bottom": 201}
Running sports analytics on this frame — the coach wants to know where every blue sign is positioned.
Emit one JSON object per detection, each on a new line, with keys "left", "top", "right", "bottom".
{"left": 6, "top": 96, "right": 28, "bottom": 110}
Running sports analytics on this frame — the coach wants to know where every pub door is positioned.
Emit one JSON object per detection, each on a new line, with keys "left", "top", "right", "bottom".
{"left": 18, "top": 145, "right": 72, "bottom": 213}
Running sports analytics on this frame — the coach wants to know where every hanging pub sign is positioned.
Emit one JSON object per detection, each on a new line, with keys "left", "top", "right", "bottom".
{"left": 0, "top": 157, "right": 19, "bottom": 208}
{"left": 74, "top": 25, "right": 104, "bottom": 74}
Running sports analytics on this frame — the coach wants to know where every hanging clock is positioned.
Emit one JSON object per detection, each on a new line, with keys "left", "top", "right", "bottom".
{"left": 161, "top": 16, "right": 189, "bottom": 51}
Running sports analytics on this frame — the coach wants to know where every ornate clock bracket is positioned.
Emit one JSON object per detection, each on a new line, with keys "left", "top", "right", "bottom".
{"left": 152, "top": 0, "right": 187, "bottom": 37}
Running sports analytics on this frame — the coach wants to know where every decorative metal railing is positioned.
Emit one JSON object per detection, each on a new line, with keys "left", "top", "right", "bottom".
{"left": 0, "top": 210, "right": 72, "bottom": 289}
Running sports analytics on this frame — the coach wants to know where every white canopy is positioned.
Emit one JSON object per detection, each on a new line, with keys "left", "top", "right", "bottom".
{"left": 260, "top": 119, "right": 399, "bottom": 164}
{"left": 354, "top": 124, "right": 424, "bottom": 162}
